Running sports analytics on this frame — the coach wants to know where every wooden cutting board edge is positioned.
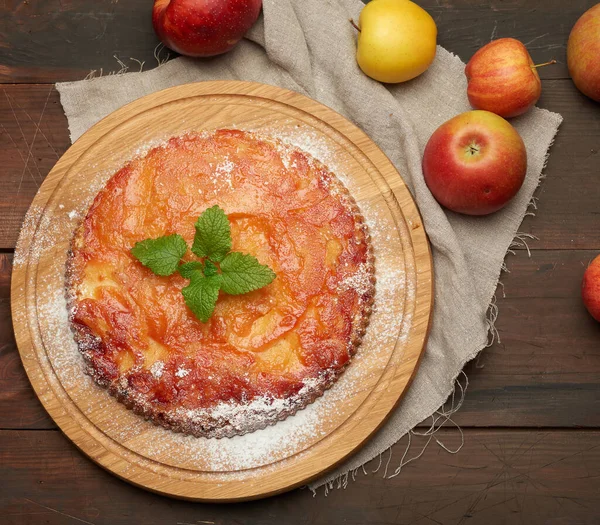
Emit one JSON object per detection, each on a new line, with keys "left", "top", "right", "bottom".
{"left": 11, "top": 81, "right": 433, "bottom": 501}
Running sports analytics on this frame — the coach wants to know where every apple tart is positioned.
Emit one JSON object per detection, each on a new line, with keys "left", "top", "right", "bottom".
{"left": 66, "top": 129, "right": 375, "bottom": 438}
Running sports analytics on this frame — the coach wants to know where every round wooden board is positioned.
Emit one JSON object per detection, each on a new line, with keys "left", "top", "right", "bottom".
{"left": 11, "top": 81, "right": 432, "bottom": 502}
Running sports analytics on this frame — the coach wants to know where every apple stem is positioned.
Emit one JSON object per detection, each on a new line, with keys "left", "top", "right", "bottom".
{"left": 349, "top": 18, "right": 361, "bottom": 32}
{"left": 531, "top": 59, "right": 557, "bottom": 70}
{"left": 467, "top": 144, "right": 480, "bottom": 156}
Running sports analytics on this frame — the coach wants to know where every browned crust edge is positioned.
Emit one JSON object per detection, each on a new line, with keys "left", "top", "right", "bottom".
{"left": 64, "top": 133, "right": 376, "bottom": 439}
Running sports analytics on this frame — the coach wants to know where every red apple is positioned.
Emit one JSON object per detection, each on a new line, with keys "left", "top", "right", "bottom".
{"left": 582, "top": 255, "right": 600, "bottom": 322}
{"left": 153, "top": 0, "right": 262, "bottom": 58}
{"left": 567, "top": 4, "right": 600, "bottom": 102}
{"left": 465, "top": 38, "right": 555, "bottom": 118}
{"left": 422, "top": 110, "right": 527, "bottom": 216}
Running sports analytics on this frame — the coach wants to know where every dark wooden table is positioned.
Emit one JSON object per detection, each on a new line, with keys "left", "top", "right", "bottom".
{"left": 1, "top": 1, "right": 599, "bottom": 523}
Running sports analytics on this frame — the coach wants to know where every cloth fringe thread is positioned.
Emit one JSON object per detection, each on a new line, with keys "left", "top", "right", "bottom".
{"left": 314, "top": 371, "right": 469, "bottom": 497}
{"left": 83, "top": 44, "right": 169, "bottom": 81}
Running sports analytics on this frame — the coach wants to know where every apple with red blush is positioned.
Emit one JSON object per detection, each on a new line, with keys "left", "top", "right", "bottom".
{"left": 582, "top": 255, "right": 600, "bottom": 322}
{"left": 568, "top": 4, "right": 600, "bottom": 102}
{"left": 153, "top": 0, "right": 262, "bottom": 58}
{"left": 422, "top": 110, "right": 527, "bottom": 216}
{"left": 465, "top": 38, "right": 555, "bottom": 118}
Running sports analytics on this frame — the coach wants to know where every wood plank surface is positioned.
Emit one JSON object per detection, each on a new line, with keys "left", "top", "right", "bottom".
{"left": 3, "top": 250, "right": 599, "bottom": 430}
{"left": 1, "top": 428, "right": 598, "bottom": 524}
{"left": 0, "top": 0, "right": 163, "bottom": 84}
{"left": 0, "top": 79, "right": 599, "bottom": 250}
{"left": 0, "top": 0, "right": 593, "bottom": 83}
{"left": 0, "top": 86, "right": 68, "bottom": 249}
{"left": 1, "top": 0, "right": 599, "bottom": 519}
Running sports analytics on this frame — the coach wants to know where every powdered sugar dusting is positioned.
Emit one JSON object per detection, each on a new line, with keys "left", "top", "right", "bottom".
{"left": 275, "top": 129, "right": 339, "bottom": 173}
{"left": 338, "top": 262, "right": 373, "bottom": 296}
{"left": 175, "top": 365, "right": 189, "bottom": 378}
{"left": 213, "top": 157, "right": 235, "bottom": 190}
{"left": 363, "top": 199, "right": 413, "bottom": 343}
{"left": 39, "top": 286, "right": 86, "bottom": 384}
{"left": 14, "top": 202, "right": 92, "bottom": 268}
{"left": 150, "top": 361, "right": 164, "bottom": 379}
{"left": 17, "top": 127, "right": 414, "bottom": 477}
{"left": 13, "top": 204, "right": 44, "bottom": 267}
{"left": 254, "top": 126, "right": 346, "bottom": 185}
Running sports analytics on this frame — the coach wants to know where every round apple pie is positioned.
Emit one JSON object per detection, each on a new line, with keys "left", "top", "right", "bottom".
{"left": 66, "top": 129, "right": 375, "bottom": 438}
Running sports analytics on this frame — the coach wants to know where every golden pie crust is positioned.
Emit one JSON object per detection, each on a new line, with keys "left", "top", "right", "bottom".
{"left": 66, "top": 130, "right": 375, "bottom": 438}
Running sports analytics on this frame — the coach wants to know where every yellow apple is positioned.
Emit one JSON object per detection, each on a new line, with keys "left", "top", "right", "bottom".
{"left": 355, "top": 0, "right": 437, "bottom": 83}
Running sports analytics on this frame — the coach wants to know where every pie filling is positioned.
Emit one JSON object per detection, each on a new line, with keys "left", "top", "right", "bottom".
{"left": 66, "top": 129, "right": 375, "bottom": 438}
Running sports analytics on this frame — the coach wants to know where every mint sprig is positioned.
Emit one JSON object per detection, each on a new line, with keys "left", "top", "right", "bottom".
{"left": 181, "top": 274, "right": 222, "bottom": 323}
{"left": 191, "top": 205, "right": 232, "bottom": 262}
{"left": 177, "top": 261, "right": 204, "bottom": 279}
{"left": 203, "top": 259, "right": 219, "bottom": 277}
{"left": 130, "top": 206, "right": 276, "bottom": 322}
{"left": 130, "top": 234, "right": 188, "bottom": 276}
{"left": 220, "top": 252, "right": 277, "bottom": 295}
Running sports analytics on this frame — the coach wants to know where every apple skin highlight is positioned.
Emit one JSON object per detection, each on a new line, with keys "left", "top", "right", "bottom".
{"left": 465, "top": 38, "right": 542, "bottom": 118}
{"left": 153, "top": 0, "right": 262, "bottom": 58}
{"left": 422, "top": 110, "right": 527, "bottom": 216}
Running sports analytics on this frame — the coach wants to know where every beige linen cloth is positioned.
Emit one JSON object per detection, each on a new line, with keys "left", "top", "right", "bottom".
{"left": 56, "top": 0, "right": 562, "bottom": 491}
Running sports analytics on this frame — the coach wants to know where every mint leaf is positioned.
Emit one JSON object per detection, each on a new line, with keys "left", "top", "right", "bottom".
{"left": 181, "top": 274, "right": 221, "bottom": 323}
{"left": 204, "top": 260, "right": 219, "bottom": 277}
{"left": 191, "top": 205, "right": 231, "bottom": 262}
{"left": 131, "top": 206, "right": 277, "bottom": 323}
{"left": 131, "top": 234, "right": 187, "bottom": 276}
{"left": 220, "top": 252, "right": 276, "bottom": 295}
{"left": 178, "top": 261, "right": 204, "bottom": 279}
